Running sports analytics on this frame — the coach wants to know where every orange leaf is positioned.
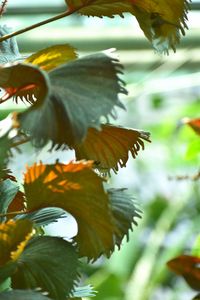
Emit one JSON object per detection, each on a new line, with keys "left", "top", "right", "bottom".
{"left": 74, "top": 124, "right": 151, "bottom": 174}
{"left": 167, "top": 255, "right": 200, "bottom": 291}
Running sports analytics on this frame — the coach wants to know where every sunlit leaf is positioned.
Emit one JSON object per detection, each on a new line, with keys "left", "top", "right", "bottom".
{"left": 0, "top": 63, "right": 49, "bottom": 104}
{"left": 167, "top": 255, "right": 200, "bottom": 291}
{"left": 108, "top": 188, "right": 141, "bottom": 246}
{"left": 0, "top": 220, "right": 33, "bottom": 266}
{"left": 0, "top": 25, "right": 21, "bottom": 64}
{"left": 25, "top": 44, "right": 78, "bottom": 72}
{"left": 0, "top": 289, "right": 52, "bottom": 300}
{"left": 74, "top": 124, "right": 151, "bottom": 174}
{"left": 65, "top": 0, "right": 190, "bottom": 53}
{"left": 9, "top": 237, "right": 79, "bottom": 300}
{"left": 70, "top": 285, "right": 96, "bottom": 298}
{"left": 19, "top": 52, "right": 126, "bottom": 147}
{"left": 23, "top": 161, "right": 115, "bottom": 260}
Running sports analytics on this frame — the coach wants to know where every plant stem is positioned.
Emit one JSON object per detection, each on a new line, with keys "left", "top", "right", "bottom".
{"left": 0, "top": 8, "right": 77, "bottom": 43}
{"left": 0, "top": 210, "right": 29, "bottom": 217}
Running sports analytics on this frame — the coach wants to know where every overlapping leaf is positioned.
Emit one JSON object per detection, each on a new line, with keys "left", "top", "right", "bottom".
{"left": 25, "top": 44, "right": 78, "bottom": 71}
{"left": 19, "top": 52, "right": 126, "bottom": 147}
{"left": 0, "top": 179, "right": 19, "bottom": 221}
{"left": 108, "top": 188, "right": 141, "bottom": 246}
{"left": 74, "top": 124, "right": 151, "bottom": 174}
{"left": 23, "top": 161, "right": 140, "bottom": 260}
{"left": 0, "top": 220, "right": 33, "bottom": 266}
{"left": 65, "top": 0, "right": 190, "bottom": 53}
{"left": 9, "top": 237, "right": 79, "bottom": 300}
{"left": 0, "top": 290, "right": 52, "bottom": 300}
{"left": 0, "top": 63, "right": 49, "bottom": 104}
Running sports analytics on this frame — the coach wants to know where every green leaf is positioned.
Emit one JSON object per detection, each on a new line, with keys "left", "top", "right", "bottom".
{"left": 19, "top": 52, "right": 126, "bottom": 147}
{"left": 71, "top": 285, "right": 96, "bottom": 298}
{"left": 14, "top": 207, "right": 66, "bottom": 227}
{"left": 74, "top": 124, "right": 151, "bottom": 174}
{"left": 0, "top": 289, "right": 52, "bottom": 300}
{"left": 25, "top": 44, "right": 78, "bottom": 71}
{"left": 8, "top": 237, "right": 79, "bottom": 300}
{"left": 108, "top": 188, "right": 141, "bottom": 246}
{"left": 192, "top": 235, "right": 200, "bottom": 257}
{"left": 0, "top": 63, "right": 49, "bottom": 105}
{"left": 0, "top": 179, "right": 19, "bottom": 221}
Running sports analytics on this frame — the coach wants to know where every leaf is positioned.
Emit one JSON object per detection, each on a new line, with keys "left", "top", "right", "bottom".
{"left": 0, "top": 220, "right": 33, "bottom": 266}
{"left": 9, "top": 237, "right": 79, "bottom": 300}
{"left": 19, "top": 52, "right": 126, "bottom": 147}
{"left": 167, "top": 255, "right": 200, "bottom": 291}
{"left": 108, "top": 188, "right": 141, "bottom": 246}
{"left": 186, "top": 118, "right": 200, "bottom": 136}
{"left": 23, "top": 161, "right": 141, "bottom": 260}
{"left": 14, "top": 207, "right": 66, "bottom": 227}
{"left": 0, "top": 179, "right": 19, "bottom": 221}
{"left": 0, "top": 289, "right": 52, "bottom": 300}
{"left": 65, "top": 0, "right": 190, "bottom": 53}
{"left": 66, "top": 0, "right": 134, "bottom": 17}
{"left": 74, "top": 124, "right": 151, "bottom": 174}
{"left": 0, "top": 63, "right": 49, "bottom": 104}
{"left": 25, "top": 44, "right": 78, "bottom": 72}
{"left": 0, "top": 25, "right": 21, "bottom": 64}
{"left": 23, "top": 161, "right": 115, "bottom": 260}
{"left": 70, "top": 285, "right": 96, "bottom": 298}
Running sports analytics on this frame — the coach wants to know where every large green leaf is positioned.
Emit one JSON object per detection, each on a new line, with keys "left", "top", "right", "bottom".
{"left": 9, "top": 237, "right": 79, "bottom": 300}
{"left": 0, "top": 289, "right": 52, "bottom": 300}
{"left": 74, "top": 124, "right": 151, "bottom": 174}
{"left": 65, "top": 0, "right": 190, "bottom": 53}
{"left": 19, "top": 52, "right": 126, "bottom": 147}
{"left": 25, "top": 44, "right": 78, "bottom": 71}
{"left": 23, "top": 161, "right": 141, "bottom": 261}
{"left": 0, "top": 179, "right": 19, "bottom": 221}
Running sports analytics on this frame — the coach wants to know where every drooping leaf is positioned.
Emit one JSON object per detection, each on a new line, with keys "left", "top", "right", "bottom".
{"left": 65, "top": 0, "right": 190, "bottom": 53}
{"left": 25, "top": 44, "right": 78, "bottom": 71}
{"left": 23, "top": 161, "right": 115, "bottom": 260}
{"left": 19, "top": 52, "right": 126, "bottom": 147}
{"left": 0, "top": 220, "right": 33, "bottom": 266}
{"left": 167, "top": 255, "right": 200, "bottom": 291}
{"left": 0, "top": 63, "right": 49, "bottom": 104}
{"left": 108, "top": 188, "right": 141, "bottom": 246}
{"left": 0, "top": 289, "right": 52, "bottom": 300}
{"left": 74, "top": 124, "right": 151, "bottom": 174}
{"left": 0, "top": 179, "right": 19, "bottom": 221}
{"left": 0, "top": 25, "right": 21, "bottom": 64}
{"left": 8, "top": 237, "right": 79, "bottom": 300}
{"left": 14, "top": 207, "right": 66, "bottom": 227}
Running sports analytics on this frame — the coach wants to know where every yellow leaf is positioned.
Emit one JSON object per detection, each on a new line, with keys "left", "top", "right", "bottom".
{"left": 0, "top": 220, "right": 33, "bottom": 265}
{"left": 25, "top": 44, "right": 78, "bottom": 71}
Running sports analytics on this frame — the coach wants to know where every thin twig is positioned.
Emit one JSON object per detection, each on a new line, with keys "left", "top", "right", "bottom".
{"left": 0, "top": 210, "right": 29, "bottom": 218}
{"left": 0, "top": 0, "right": 8, "bottom": 17}
{"left": 0, "top": 6, "right": 81, "bottom": 42}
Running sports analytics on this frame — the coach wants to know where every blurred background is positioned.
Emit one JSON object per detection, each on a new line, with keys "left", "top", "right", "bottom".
{"left": 1, "top": 0, "right": 200, "bottom": 299}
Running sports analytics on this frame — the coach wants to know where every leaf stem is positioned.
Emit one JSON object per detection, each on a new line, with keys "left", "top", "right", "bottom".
{"left": 0, "top": 210, "right": 29, "bottom": 217}
{"left": 0, "top": 8, "right": 78, "bottom": 43}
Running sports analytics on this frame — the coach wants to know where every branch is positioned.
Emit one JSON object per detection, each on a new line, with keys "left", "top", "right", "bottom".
{"left": 0, "top": 210, "right": 29, "bottom": 217}
{"left": 0, "top": 7, "right": 80, "bottom": 42}
{"left": 0, "top": 0, "right": 8, "bottom": 17}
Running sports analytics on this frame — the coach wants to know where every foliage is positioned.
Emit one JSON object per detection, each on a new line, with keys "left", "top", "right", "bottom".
{"left": 0, "top": 0, "right": 194, "bottom": 299}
